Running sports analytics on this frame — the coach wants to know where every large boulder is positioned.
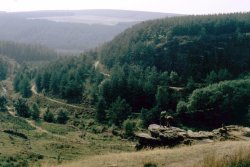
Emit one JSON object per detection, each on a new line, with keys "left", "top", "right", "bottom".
{"left": 135, "top": 133, "right": 162, "bottom": 149}
{"left": 148, "top": 124, "right": 186, "bottom": 137}
{"left": 187, "top": 130, "right": 214, "bottom": 139}
{"left": 147, "top": 124, "right": 186, "bottom": 146}
{"left": 136, "top": 124, "right": 250, "bottom": 150}
{"left": 159, "top": 131, "right": 184, "bottom": 146}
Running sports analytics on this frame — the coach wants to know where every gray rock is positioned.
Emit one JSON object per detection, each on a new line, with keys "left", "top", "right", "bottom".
{"left": 187, "top": 130, "right": 214, "bottom": 139}
{"left": 135, "top": 124, "right": 250, "bottom": 150}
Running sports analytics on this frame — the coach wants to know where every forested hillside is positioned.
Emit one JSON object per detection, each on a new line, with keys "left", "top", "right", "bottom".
{"left": 0, "top": 56, "right": 9, "bottom": 80}
{"left": 0, "top": 41, "right": 57, "bottom": 62}
{"left": 100, "top": 13, "right": 250, "bottom": 81}
{"left": 29, "top": 12, "right": 250, "bottom": 129}
{"left": 4, "top": 12, "right": 250, "bottom": 166}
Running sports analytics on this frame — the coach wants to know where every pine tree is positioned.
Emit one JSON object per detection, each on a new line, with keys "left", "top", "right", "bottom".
{"left": 56, "top": 108, "right": 69, "bottom": 124}
{"left": 108, "top": 97, "right": 131, "bottom": 126}
{"left": 0, "top": 57, "right": 8, "bottom": 81}
{"left": 14, "top": 98, "right": 30, "bottom": 118}
{"left": 186, "top": 77, "right": 196, "bottom": 92}
{"left": 170, "top": 71, "right": 180, "bottom": 86}
{"left": 41, "top": 71, "right": 50, "bottom": 91}
{"left": 19, "top": 76, "right": 32, "bottom": 98}
{"left": 43, "top": 108, "right": 54, "bottom": 123}
{"left": 35, "top": 73, "right": 42, "bottom": 92}
{"left": 205, "top": 71, "right": 218, "bottom": 84}
{"left": 31, "top": 103, "right": 40, "bottom": 120}
{"left": 0, "top": 96, "right": 7, "bottom": 112}
{"left": 13, "top": 74, "right": 21, "bottom": 92}
{"left": 155, "top": 86, "right": 169, "bottom": 110}
{"left": 123, "top": 119, "right": 135, "bottom": 138}
{"left": 95, "top": 98, "right": 106, "bottom": 123}
{"left": 49, "top": 72, "right": 59, "bottom": 94}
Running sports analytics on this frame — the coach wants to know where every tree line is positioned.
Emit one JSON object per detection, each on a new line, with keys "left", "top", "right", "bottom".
{"left": 0, "top": 41, "right": 57, "bottom": 63}
{"left": 0, "top": 56, "right": 8, "bottom": 80}
{"left": 100, "top": 12, "right": 250, "bottom": 82}
{"left": 15, "top": 12, "right": 250, "bottom": 130}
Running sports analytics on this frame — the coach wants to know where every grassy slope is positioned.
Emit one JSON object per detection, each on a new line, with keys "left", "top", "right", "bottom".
{"left": 0, "top": 111, "right": 135, "bottom": 166}
{"left": 49, "top": 141, "right": 250, "bottom": 167}
{"left": 0, "top": 78, "right": 135, "bottom": 166}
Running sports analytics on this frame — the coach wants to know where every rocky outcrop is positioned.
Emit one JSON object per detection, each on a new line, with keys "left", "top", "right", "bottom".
{"left": 135, "top": 124, "right": 250, "bottom": 150}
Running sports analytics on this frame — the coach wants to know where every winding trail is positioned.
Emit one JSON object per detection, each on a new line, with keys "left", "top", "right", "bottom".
{"left": 7, "top": 106, "right": 49, "bottom": 134}
{"left": 31, "top": 85, "right": 85, "bottom": 110}
{"left": 7, "top": 106, "right": 65, "bottom": 138}
{"left": 94, "top": 61, "right": 110, "bottom": 77}
{"left": 1, "top": 81, "right": 74, "bottom": 139}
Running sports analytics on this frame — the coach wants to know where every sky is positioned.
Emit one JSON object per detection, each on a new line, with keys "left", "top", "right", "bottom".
{"left": 0, "top": 0, "right": 250, "bottom": 14}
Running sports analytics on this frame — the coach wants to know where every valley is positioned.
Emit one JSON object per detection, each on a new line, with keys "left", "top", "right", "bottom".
{"left": 0, "top": 11, "right": 250, "bottom": 167}
{"left": 0, "top": 10, "right": 177, "bottom": 53}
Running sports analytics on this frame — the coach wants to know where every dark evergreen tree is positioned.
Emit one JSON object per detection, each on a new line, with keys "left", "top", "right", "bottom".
{"left": 31, "top": 103, "right": 40, "bottom": 120}
{"left": 217, "top": 69, "right": 232, "bottom": 81}
{"left": 19, "top": 76, "right": 32, "bottom": 98}
{"left": 41, "top": 71, "right": 51, "bottom": 91}
{"left": 14, "top": 98, "right": 30, "bottom": 118}
{"left": 176, "top": 101, "right": 188, "bottom": 114}
{"left": 155, "top": 86, "right": 169, "bottom": 110}
{"left": 205, "top": 71, "right": 218, "bottom": 84}
{"left": 108, "top": 97, "right": 131, "bottom": 126}
{"left": 0, "top": 96, "right": 7, "bottom": 112}
{"left": 49, "top": 72, "right": 59, "bottom": 94}
{"left": 0, "top": 57, "right": 8, "bottom": 80}
{"left": 186, "top": 77, "right": 196, "bottom": 93}
{"left": 123, "top": 119, "right": 136, "bottom": 138}
{"left": 140, "top": 106, "right": 160, "bottom": 127}
{"left": 95, "top": 98, "right": 106, "bottom": 123}
{"left": 35, "top": 73, "right": 42, "bottom": 92}
{"left": 170, "top": 71, "right": 180, "bottom": 86}
{"left": 43, "top": 108, "right": 54, "bottom": 123}
{"left": 56, "top": 108, "right": 69, "bottom": 124}
{"left": 13, "top": 74, "right": 21, "bottom": 92}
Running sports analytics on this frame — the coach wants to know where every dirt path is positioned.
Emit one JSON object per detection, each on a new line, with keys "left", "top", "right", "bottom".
{"left": 1, "top": 84, "right": 7, "bottom": 95}
{"left": 7, "top": 106, "right": 65, "bottom": 138}
{"left": 2, "top": 82, "right": 57, "bottom": 136}
{"left": 7, "top": 106, "right": 49, "bottom": 134}
{"left": 31, "top": 85, "right": 85, "bottom": 110}
{"left": 169, "top": 86, "right": 184, "bottom": 91}
{"left": 94, "top": 61, "right": 110, "bottom": 77}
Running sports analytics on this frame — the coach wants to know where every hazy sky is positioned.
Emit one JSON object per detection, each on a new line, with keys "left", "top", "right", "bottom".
{"left": 1, "top": 0, "right": 250, "bottom": 14}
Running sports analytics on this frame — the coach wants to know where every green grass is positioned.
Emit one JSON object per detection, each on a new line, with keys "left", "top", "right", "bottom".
{"left": 0, "top": 111, "right": 135, "bottom": 167}
{"left": 0, "top": 80, "right": 134, "bottom": 166}
{"left": 35, "top": 121, "right": 76, "bottom": 135}
{"left": 0, "top": 112, "right": 35, "bottom": 131}
{"left": 0, "top": 155, "right": 29, "bottom": 167}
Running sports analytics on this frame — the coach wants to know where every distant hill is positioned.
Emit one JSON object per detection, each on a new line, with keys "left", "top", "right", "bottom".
{"left": 0, "top": 10, "right": 178, "bottom": 53}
